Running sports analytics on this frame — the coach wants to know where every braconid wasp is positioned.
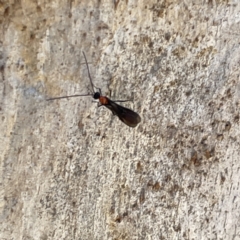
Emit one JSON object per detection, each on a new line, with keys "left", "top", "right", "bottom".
{"left": 47, "top": 52, "right": 141, "bottom": 127}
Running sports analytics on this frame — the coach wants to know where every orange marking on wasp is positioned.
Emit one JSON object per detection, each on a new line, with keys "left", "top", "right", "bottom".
{"left": 99, "top": 96, "right": 109, "bottom": 105}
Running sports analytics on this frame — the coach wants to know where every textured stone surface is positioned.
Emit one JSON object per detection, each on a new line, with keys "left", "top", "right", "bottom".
{"left": 1, "top": 0, "right": 240, "bottom": 239}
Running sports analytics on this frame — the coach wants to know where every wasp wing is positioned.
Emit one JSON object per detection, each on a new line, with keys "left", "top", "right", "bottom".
{"left": 104, "top": 99, "right": 141, "bottom": 127}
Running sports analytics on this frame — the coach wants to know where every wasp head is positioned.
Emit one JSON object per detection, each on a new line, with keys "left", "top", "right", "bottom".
{"left": 93, "top": 92, "right": 101, "bottom": 99}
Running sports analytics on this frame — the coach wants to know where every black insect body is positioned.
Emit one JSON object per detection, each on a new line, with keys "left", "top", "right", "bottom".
{"left": 100, "top": 97, "right": 141, "bottom": 127}
{"left": 47, "top": 52, "right": 141, "bottom": 127}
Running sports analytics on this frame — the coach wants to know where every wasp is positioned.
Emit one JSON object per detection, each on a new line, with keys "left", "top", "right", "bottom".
{"left": 47, "top": 52, "right": 141, "bottom": 127}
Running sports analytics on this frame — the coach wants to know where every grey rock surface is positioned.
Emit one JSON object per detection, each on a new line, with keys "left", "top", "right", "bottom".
{"left": 0, "top": 0, "right": 240, "bottom": 239}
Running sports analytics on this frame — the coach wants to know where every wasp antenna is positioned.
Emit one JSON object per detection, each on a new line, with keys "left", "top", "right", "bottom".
{"left": 112, "top": 99, "right": 133, "bottom": 103}
{"left": 82, "top": 51, "right": 98, "bottom": 94}
{"left": 46, "top": 93, "right": 93, "bottom": 101}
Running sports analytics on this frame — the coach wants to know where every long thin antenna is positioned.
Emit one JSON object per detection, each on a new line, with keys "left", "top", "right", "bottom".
{"left": 82, "top": 51, "right": 99, "bottom": 93}
{"left": 112, "top": 99, "right": 133, "bottom": 103}
{"left": 46, "top": 94, "right": 92, "bottom": 101}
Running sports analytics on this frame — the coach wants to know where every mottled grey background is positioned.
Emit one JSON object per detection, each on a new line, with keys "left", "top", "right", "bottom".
{"left": 0, "top": 0, "right": 240, "bottom": 239}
